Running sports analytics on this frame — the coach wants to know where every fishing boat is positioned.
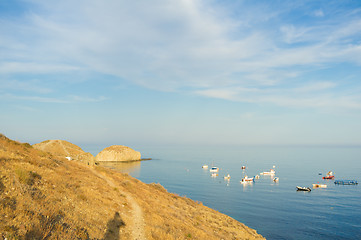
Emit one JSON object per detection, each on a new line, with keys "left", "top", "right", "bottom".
{"left": 202, "top": 165, "right": 208, "bottom": 169}
{"left": 260, "top": 169, "right": 275, "bottom": 175}
{"left": 240, "top": 175, "right": 254, "bottom": 183}
{"left": 322, "top": 171, "right": 334, "bottom": 179}
{"left": 322, "top": 175, "right": 334, "bottom": 179}
{"left": 334, "top": 180, "right": 358, "bottom": 185}
{"left": 224, "top": 174, "right": 231, "bottom": 180}
{"left": 209, "top": 167, "right": 219, "bottom": 172}
{"left": 312, "top": 183, "right": 327, "bottom": 188}
{"left": 296, "top": 186, "right": 311, "bottom": 191}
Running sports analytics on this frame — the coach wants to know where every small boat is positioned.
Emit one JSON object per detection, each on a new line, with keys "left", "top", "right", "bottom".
{"left": 323, "top": 171, "right": 334, "bottom": 179}
{"left": 273, "top": 177, "right": 279, "bottom": 182}
{"left": 260, "top": 169, "right": 275, "bottom": 175}
{"left": 296, "top": 186, "right": 311, "bottom": 191}
{"left": 241, "top": 166, "right": 246, "bottom": 169}
{"left": 241, "top": 175, "right": 254, "bottom": 183}
{"left": 255, "top": 175, "right": 260, "bottom": 179}
{"left": 202, "top": 165, "right": 208, "bottom": 169}
{"left": 224, "top": 174, "right": 231, "bottom": 180}
{"left": 312, "top": 183, "right": 327, "bottom": 188}
{"left": 209, "top": 167, "right": 219, "bottom": 172}
{"left": 211, "top": 173, "right": 218, "bottom": 177}
{"left": 322, "top": 175, "right": 335, "bottom": 180}
{"left": 334, "top": 180, "right": 358, "bottom": 185}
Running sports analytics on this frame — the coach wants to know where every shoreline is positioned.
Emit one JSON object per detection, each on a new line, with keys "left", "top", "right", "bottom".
{"left": 96, "top": 158, "right": 152, "bottom": 164}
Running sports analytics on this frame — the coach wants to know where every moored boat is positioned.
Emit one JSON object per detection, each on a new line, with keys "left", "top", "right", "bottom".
{"left": 334, "top": 180, "right": 358, "bottom": 185}
{"left": 312, "top": 183, "right": 327, "bottom": 188}
{"left": 240, "top": 175, "right": 254, "bottom": 183}
{"left": 224, "top": 174, "right": 231, "bottom": 180}
{"left": 323, "top": 171, "right": 334, "bottom": 179}
{"left": 241, "top": 166, "right": 246, "bottom": 169}
{"left": 260, "top": 169, "right": 275, "bottom": 175}
{"left": 210, "top": 167, "right": 219, "bottom": 172}
{"left": 273, "top": 177, "right": 279, "bottom": 182}
{"left": 202, "top": 165, "right": 208, "bottom": 169}
{"left": 296, "top": 186, "right": 311, "bottom": 191}
{"left": 322, "top": 175, "right": 334, "bottom": 179}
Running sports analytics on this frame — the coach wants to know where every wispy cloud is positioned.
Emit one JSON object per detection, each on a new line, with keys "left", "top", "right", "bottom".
{"left": 195, "top": 81, "right": 361, "bottom": 110}
{"left": 0, "top": 62, "right": 80, "bottom": 74}
{"left": 0, "top": 79, "right": 53, "bottom": 94}
{"left": 314, "top": 10, "right": 325, "bottom": 17}
{"left": 0, "top": 93, "right": 107, "bottom": 104}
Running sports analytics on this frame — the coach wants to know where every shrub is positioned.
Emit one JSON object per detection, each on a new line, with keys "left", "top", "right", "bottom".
{"left": 0, "top": 178, "right": 5, "bottom": 193}
{"left": 15, "top": 168, "right": 41, "bottom": 186}
{"left": 0, "top": 196, "right": 17, "bottom": 210}
{"left": 22, "top": 143, "right": 32, "bottom": 148}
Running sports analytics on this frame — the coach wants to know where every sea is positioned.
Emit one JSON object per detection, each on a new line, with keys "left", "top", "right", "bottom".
{"left": 87, "top": 145, "right": 361, "bottom": 240}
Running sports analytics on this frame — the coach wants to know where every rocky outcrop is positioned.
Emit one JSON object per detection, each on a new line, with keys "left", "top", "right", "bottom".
{"left": 96, "top": 145, "right": 141, "bottom": 162}
{"left": 32, "top": 140, "right": 96, "bottom": 166}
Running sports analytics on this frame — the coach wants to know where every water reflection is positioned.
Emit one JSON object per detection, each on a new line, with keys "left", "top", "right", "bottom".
{"left": 98, "top": 161, "right": 141, "bottom": 176}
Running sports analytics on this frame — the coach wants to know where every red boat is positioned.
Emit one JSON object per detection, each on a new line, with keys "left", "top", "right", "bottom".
{"left": 323, "top": 175, "right": 334, "bottom": 179}
{"left": 323, "top": 171, "right": 334, "bottom": 179}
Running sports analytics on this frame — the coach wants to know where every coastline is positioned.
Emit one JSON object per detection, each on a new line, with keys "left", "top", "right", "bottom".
{"left": 0, "top": 134, "right": 264, "bottom": 239}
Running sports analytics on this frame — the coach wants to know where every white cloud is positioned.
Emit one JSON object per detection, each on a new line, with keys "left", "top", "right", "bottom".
{"left": 314, "top": 10, "right": 324, "bottom": 17}
{"left": 194, "top": 81, "right": 361, "bottom": 110}
{"left": 0, "top": 79, "right": 53, "bottom": 94}
{"left": 292, "top": 82, "right": 337, "bottom": 92}
{"left": 0, "top": 93, "right": 107, "bottom": 104}
{"left": 0, "top": 62, "right": 80, "bottom": 74}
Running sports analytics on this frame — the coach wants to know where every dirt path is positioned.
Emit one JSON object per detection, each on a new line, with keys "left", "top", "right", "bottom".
{"left": 41, "top": 140, "right": 70, "bottom": 156}
{"left": 58, "top": 140, "right": 70, "bottom": 156}
{"left": 90, "top": 168, "right": 146, "bottom": 240}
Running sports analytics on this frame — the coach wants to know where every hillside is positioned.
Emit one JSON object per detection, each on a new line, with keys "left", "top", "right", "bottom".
{"left": 0, "top": 134, "right": 264, "bottom": 240}
{"left": 33, "top": 140, "right": 95, "bottom": 166}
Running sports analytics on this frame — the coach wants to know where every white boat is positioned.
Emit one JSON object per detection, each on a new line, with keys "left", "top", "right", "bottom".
{"left": 240, "top": 175, "right": 254, "bottom": 183}
{"left": 210, "top": 167, "right": 219, "bottom": 172}
{"left": 296, "top": 186, "right": 311, "bottom": 191}
{"left": 255, "top": 175, "right": 260, "bottom": 179}
{"left": 260, "top": 169, "right": 275, "bottom": 175}
{"left": 211, "top": 173, "right": 218, "bottom": 177}
{"left": 224, "top": 174, "right": 231, "bottom": 180}
{"left": 202, "top": 165, "right": 208, "bottom": 169}
{"left": 241, "top": 166, "right": 246, "bottom": 169}
{"left": 273, "top": 177, "right": 279, "bottom": 182}
{"left": 312, "top": 183, "right": 327, "bottom": 188}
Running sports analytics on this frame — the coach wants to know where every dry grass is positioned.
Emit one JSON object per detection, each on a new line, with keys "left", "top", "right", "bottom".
{"left": 0, "top": 133, "right": 264, "bottom": 239}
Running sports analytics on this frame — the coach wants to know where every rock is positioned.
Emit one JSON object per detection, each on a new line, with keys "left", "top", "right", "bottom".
{"left": 96, "top": 145, "right": 141, "bottom": 162}
{"left": 33, "top": 140, "right": 96, "bottom": 166}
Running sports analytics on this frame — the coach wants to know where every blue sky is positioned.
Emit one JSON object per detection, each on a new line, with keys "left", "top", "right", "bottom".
{"left": 1, "top": 0, "right": 361, "bottom": 148}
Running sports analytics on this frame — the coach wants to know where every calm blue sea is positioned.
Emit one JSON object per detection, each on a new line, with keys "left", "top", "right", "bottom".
{"left": 89, "top": 145, "right": 361, "bottom": 240}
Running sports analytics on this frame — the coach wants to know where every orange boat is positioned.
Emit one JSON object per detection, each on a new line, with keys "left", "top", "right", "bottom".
{"left": 322, "top": 175, "right": 334, "bottom": 179}
{"left": 323, "top": 171, "right": 334, "bottom": 179}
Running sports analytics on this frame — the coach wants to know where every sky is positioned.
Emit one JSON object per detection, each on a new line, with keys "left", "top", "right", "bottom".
{"left": 1, "top": 0, "right": 361, "bottom": 148}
